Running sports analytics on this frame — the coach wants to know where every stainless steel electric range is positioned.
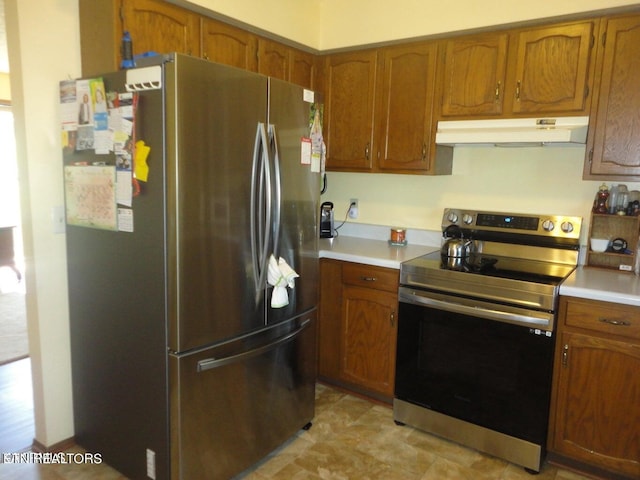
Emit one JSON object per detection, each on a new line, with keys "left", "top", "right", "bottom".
{"left": 394, "top": 208, "right": 582, "bottom": 473}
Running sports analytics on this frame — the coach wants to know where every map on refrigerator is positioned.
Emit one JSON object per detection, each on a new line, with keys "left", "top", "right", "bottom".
{"left": 64, "top": 165, "right": 118, "bottom": 230}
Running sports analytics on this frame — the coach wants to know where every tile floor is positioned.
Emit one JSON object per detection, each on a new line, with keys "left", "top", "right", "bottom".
{"left": 0, "top": 383, "right": 593, "bottom": 480}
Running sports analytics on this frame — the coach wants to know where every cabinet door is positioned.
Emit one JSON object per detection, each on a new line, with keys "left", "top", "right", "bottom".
{"left": 440, "top": 33, "right": 508, "bottom": 117}
{"left": 586, "top": 15, "right": 640, "bottom": 178}
{"left": 376, "top": 43, "right": 438, "bottom": 172}
{"left": 121, "top": 0, "right": 201, "bottom": 58}
{"left": 552, "top": 331, "right": 640, "bottom": 478}
{"left": 258, "top": 38, "right": 290, "bottom": 81}
{"left": 201, "top": 18, "right": 258, "bottom": 71}
{"left": 290, "top": 49, "right": 316, "bottom": 90}
{"left": 341, "top": 285, "right": 397, "bottom": 397}
{"left": 510, "top": 22, "right": 594, "bottom": 114}
{"left": 324, "top": 50, "right": 378, "bottom": 171}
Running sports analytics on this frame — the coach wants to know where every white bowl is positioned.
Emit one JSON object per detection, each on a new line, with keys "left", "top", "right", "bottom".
{"left": 590, "top": 238, "right": 609, "bottom": 252}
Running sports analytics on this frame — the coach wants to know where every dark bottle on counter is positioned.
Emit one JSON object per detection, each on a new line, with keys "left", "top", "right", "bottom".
{"left": 121, "top": 31, "right": 135, "bottom": 69}
{"left": 593, "top": 183, "right": 609, "bottom": 214}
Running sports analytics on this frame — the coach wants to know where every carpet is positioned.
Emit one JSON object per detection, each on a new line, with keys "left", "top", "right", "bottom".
{"left": 0, "top": 292, "right": 28, "bottom": 365}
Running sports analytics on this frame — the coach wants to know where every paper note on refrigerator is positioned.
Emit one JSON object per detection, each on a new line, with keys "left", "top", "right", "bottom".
{"left": 64, "top": 165, "right": 117, "bottom": 231}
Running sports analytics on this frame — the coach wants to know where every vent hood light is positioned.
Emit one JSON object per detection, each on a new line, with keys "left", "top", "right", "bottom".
{"left": 435, "top": 116, "right": 589, "bottom": 146}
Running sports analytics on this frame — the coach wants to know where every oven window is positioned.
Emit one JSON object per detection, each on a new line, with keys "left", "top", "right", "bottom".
{"left": 395, "top": 301, "right": 555, "bottom": 444}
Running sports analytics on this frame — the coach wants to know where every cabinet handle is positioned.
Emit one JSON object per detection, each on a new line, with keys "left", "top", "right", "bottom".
{"left": 422, "top": 143, "right": 427, "bottom": 161}
{"left": 599, "top": 317, "right": 631, "bottom": 327}
{"left": 390, "top": 310, "right": 396, "bottom": 327}
{"left": 495, "top": 81, "right": 501, "bottom": 101}
{"left": 359, "top": 276, "right": 377, "bottom": 282}
{"left": 562, "top": 344, "right": 569, "bottom": 367}
{"left": 515, "top": 80, "right": 521, "bottom": 101}
{"left": 365, "top": 142, "right": 370, "bottom": 160}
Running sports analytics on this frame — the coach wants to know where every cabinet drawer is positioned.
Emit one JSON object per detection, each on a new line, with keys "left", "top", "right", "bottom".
{"left": 342, "top": 263, "right": 399, "bottom": 293}
{"left": 563, "top": 297, "right": 640, "bottom": 341}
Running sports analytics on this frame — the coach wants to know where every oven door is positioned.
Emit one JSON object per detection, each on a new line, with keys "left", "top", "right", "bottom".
{"left": 395, "top": 287, "right": 555, "bottom": 445}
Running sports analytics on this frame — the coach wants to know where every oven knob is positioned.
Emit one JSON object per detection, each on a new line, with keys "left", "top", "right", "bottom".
{"left": 446, "top": 212, "right": 458, "bottom": 223}
{"left": 561, "top": 221, "right": 574, "bottom": 233}
{"left": 542, "top": 220, "right": 555, "bottom": 231}
{"left": 462, "top": 214, "right": 474, "bottom": 225}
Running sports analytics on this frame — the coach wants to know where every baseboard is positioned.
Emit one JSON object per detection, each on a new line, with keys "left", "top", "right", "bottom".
{"left": 31, "top": 436, "right": 76, "bottom": 454}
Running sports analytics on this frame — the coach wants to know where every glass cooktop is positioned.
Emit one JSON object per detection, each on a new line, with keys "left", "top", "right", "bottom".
{"left": 403, "top": 250, "right": 576, "bottom": 286}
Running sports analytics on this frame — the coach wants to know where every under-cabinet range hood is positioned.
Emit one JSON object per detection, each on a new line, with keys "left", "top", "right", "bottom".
{"left": 435, "top": 116, "right": 589, "bottom": 146}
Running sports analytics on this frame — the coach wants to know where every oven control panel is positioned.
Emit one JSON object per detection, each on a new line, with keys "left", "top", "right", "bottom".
{"left": 443, "top": 208, "right": 582, "bottom": 239}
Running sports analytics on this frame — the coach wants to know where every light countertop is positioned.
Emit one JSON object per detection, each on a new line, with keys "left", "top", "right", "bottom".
{"left": 319, "top": 236, "right": 437, "bottom": 270}
{"left": 318, "top": 229, "right": 640, "bottom": 307}
{"left": 560, "top": 266, "right": 640, "bottom": 307}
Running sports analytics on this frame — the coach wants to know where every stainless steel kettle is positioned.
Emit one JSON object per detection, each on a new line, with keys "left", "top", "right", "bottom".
{"left": 441, "top": 225, "right": 474, "bottom": 270}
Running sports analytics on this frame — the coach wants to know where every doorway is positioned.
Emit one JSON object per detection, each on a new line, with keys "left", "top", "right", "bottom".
{"left": 0, "top": 104, "right": 34, "bottom": 453}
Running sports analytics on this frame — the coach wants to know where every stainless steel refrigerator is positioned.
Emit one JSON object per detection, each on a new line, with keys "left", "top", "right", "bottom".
{"left": 63, "top": 54, "right": 321, "bottom": 479}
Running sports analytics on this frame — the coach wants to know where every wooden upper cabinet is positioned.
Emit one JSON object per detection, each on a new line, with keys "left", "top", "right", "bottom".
{"left": 510, "top": 22, "right": 595, "bottom": 114}
{"left": 377, "top": 43, "right": 440, "bottom": 172}
{"left": 290, "top": 49, "right": 316, "bottom": 90}
{"left": 585, "top": 14, "right": 640, "bottom": 179}
{"left": 201, "top": 18, "right": 258, "bottom": 71}
{"left": 438, "top": 21, "right": 596, "bottom": 119}
{"left": 120, "top": 0, "right": 201, "bottom": 58}
{"left": 324, "top": 50, "right": 378, "bottom": 171}
{"left": 440, "top": 33, "right": 509, "bottom": 117}
{"left": 257, "top": 38, "right": 289, "bottom": 81}
{"left": 324, "top": 43, "right": 451, "bottom": 174}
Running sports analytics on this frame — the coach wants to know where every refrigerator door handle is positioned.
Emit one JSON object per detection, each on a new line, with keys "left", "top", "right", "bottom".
{"left": 250, "top": 122, "right": 272, "bottom": 294}
{"left": 268, "top": 124, "right": 282, "bottom": 258}
{"left": 196, "top": 318, "right": 312, "bottom": 372}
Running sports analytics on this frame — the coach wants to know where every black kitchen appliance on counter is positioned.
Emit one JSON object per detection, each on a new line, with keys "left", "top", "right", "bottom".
{"left": 394, "top": 208, "right": 582, "bottom": 473}
{"left": 320, "top": 201, "right": 334, "bottom": 238}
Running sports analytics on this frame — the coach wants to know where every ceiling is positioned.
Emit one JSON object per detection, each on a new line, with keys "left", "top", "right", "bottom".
{"left": 0, "top": 0, "right": 8, "bottom": 73}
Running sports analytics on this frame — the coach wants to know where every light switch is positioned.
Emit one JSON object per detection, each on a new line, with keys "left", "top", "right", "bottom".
{"left": 52, "top": 205, "right": 65, "bottom": 234}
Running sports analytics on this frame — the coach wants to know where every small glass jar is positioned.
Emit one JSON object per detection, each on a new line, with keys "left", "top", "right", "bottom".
{"left": 390, "top": 228, "right": 406, "bottom": 244}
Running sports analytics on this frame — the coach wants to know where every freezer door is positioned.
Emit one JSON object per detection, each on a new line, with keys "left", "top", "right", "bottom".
{"left": 169, "top": 312, "right": 317, "bottom": 480}
{"left": 266, "top": 78, "right": 320, "bottom": 325}
{"left": 166, "top": 56, "right": 270, "bottom": 352}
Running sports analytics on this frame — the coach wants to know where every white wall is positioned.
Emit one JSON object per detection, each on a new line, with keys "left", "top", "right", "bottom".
{"left": 6, "top": 0, "right": 78, "bottom": 447}
{"left": 316, "top": 0, "right": 640, "bottom": 49}
{"left": 325, "top": 148, "right": 640, "bottom": 241}
{"left": 183, "top": 0, "right": 640, "bottom": 50}
{"left": 8, "top": 0, "right": 640, "bottom": 448}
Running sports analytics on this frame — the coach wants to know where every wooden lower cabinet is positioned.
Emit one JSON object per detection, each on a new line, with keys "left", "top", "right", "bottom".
{"left": 341, "top": 285, "right": 397, "bottom": 397}
{"left": 548, "top": 296, "right": 640, "bottom": 479}
{"left": 318, "top": 259, "right": 399, "bottom": 401}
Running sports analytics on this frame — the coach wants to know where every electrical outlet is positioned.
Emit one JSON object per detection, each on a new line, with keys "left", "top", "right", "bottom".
{"left": 348, "top": 198, "right": 358, "bottom": 219}
{"left": 146, "top": 449, "right": 156, "bottom": 479}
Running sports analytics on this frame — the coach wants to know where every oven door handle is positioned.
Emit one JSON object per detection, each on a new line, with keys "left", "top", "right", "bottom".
{"left": 399, "top": 287, "right": 552, "bottom": 330}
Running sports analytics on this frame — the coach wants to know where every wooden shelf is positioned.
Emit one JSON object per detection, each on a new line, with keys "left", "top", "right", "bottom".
{"left": 586, "top": 213, "right": 640, "bottom": 271}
